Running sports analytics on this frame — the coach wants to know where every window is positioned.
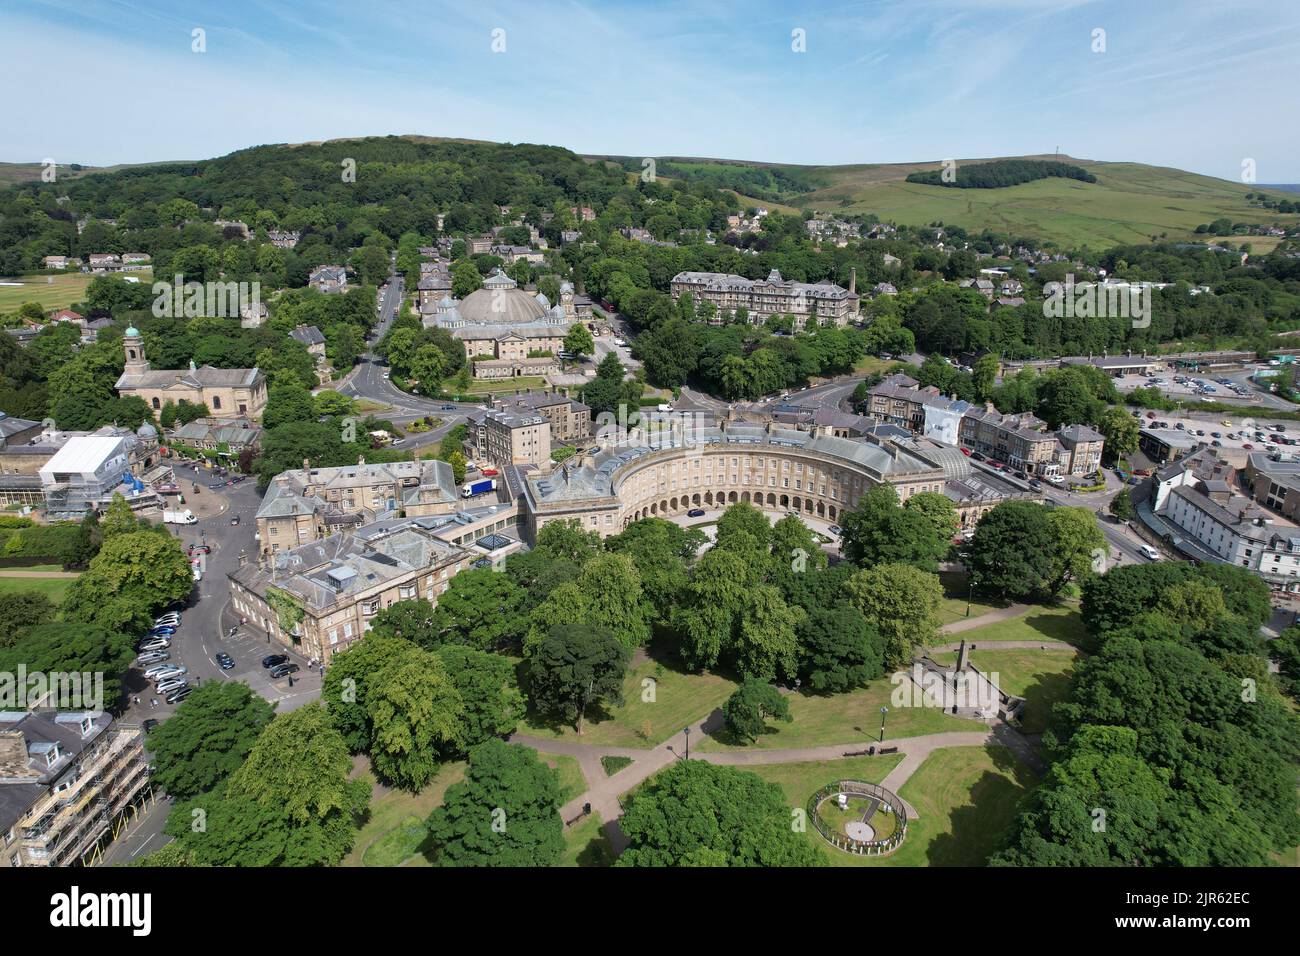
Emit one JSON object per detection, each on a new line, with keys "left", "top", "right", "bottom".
{"left": 212, "top": 396, "right": 221, "bottom": 409}
{"left": 151, "top": 397, "right": 160, "bottom": 410}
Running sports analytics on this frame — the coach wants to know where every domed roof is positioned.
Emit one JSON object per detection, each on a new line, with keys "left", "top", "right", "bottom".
{"left": 137, "top": 421, "right": 157, "bottom": 438}
{"left": 125, "top": 325, "right": 140, "bottom": 337}
{"left": 458, "top": 269, "right": 547, "bottom": 325}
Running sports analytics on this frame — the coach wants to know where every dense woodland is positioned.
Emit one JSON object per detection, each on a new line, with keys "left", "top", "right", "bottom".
{"left": 906, "top": 159, "right": 1098, "bottom": 189}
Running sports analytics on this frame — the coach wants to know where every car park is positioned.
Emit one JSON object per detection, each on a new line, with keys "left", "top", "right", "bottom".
{"left": 269, "top": 663, "right": 300, "bottom": 679}
{"left": 141, "top": 664, "right": 177, "bottom": 680}
{"left": 139, "top": 638, "right": 170, "bottom": 652}
{"left": 136, "top": 651, "right": 169, "bottom": 666}
{"left": 215, "top": 653, "right": 235, "bottom": 670}
{"left": 261, "top": 654, "right": 289, "bottom": 669}
{"left": 230, "top": 514, "right": 240, "bottom": 525}
{"left": 151, "top": 666, "right": 187, "bottom": 683}
{"left": 155, "top": 678, "right": 188, "bottom": 695}
{"left": 166, "top": 687, "right": 193, "bottom": 705}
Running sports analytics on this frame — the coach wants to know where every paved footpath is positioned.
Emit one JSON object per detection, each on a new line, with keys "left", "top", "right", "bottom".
{"left": 939, "top": 604, "right": 1032, "bottom": 635}
{"left": 515, "top": 715, "right": 1041, "bottom": 852}
{"left": 931, "top": 640, "right": 1077, "bottom": 653}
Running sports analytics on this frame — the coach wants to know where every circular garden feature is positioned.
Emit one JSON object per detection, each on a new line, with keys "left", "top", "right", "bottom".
{"left": 808, "top": 780, "right": 907, "bottom": 856}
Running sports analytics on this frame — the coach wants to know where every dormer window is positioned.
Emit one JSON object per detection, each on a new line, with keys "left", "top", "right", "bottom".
{"left": 44, "top": 744, "right": 61, "bottom": 769}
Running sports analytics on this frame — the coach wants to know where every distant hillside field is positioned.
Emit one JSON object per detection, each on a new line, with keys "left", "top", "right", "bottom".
{"left": 595, "top": 151, "right": 1296, "bottom": 248}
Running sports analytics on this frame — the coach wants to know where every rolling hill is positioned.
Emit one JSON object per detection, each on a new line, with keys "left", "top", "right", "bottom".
{"left": 591, "top": 152, "right": 1297, "bottom": 250}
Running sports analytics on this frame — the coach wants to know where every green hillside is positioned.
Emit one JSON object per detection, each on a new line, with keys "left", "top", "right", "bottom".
{"left": 596, "top": 151, "right": 1296, "bottom": 249}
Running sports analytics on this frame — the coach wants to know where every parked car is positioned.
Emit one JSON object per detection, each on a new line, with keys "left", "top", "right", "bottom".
{"left": 269, "top": 663, "right": 300, "bottom": 679}
{"left": 686, "top": 508, "right": 706, "bottom": 517}
{"left": 151, "top": 666, "right": 187, "bottom": 683}
{"left": 481, "top": 468, "right": 499, "bottom": 477}
{"left": 143, "top": 663, "right": 180, "bottom": 679}
{"left": 155, "top": 678, "right": 188, "bottom": 695}
{"left": 154, "top": 613, "right": 180, "bottom": 626}
{"left": 136, "top": 651, "right": 170, "bottom": 666}
{"left": 390, "top": 437, "right": 406, "bottom": 446}
{"left": 166, "top": 687, "right": 193, "bottom": 705}
{"left": 138, "top": 638, "right": 171, "bottom": 652}
{"left": 261, "top": 654, "right": 289, "bottom": 669}
{"left": 215, "top": 653, "right": 235, "bottom": 670}
{"left": 149, "top": 625, "right": 176, "bottom": 636}
{"left": 142, "top": 719, "right": 159, "bottom": 733}
{"left": 827, "top": 524, "right": 843, "bottom": 536}
{"left": 230, "top": 514, "right": 240, "bottom": 526}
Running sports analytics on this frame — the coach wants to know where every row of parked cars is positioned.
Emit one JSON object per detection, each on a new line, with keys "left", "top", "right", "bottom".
{"left": 135, "top": 612, "right": 192, "bottom": 704}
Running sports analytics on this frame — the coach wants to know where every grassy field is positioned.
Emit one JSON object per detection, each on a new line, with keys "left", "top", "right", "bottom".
{"left": 787, "top": 157, "right": 1298, "bottom": 249}
{"left": 0, "top": 571, "right": 79, "bottom": 607}
{"left": 956, "top": 604, "right": 1092, "bottom": 651}
{"left": 696, "top": 675, "right": 983, "bottom": 752}
{"left": 618, "top": 151, "right": 1300, "bottom": 249}
{"left": 936, "top": 569, "right": 1005, "bottom": 626}
{"left": 930, "top": 647, "right": 1079, "bottom": 735}
{"left": 541, "top": 753, "right": 586, "bottom": 803}
{"left": 447, "top": 375, "right": 549, "bottom": 397}
{"left": 560, "top": 811, "right": 616, "bottom": 867}
{"left": 0, "top": 272, "right": 99, "bottom": 313}
{"left": 874, "top": 745, "right": 1038, "bottom": 866}
{"left": 342, "top": 760, "right": 466, "bottom": 867}
{"left": 520, "top": 652, "right": 741, "bottom": 749}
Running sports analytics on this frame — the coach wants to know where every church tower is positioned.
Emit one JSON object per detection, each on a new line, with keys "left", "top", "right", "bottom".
{"left": 123, "top": 326, "right": 150, "bottom": 376}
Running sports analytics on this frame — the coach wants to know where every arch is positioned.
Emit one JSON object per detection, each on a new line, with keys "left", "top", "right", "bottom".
{"left": 661, "top": 499, "right": 669, "bottom": 514}
{"left": 692, "top": 494, "right": 701, "bottom": 506}
{"left": 767, "top": 493, "right": 776, "bottom": 507}
{"left": 779, "top": 494, "right": 789, "bottom": 509}
{"left": 728, "top": 491, "right": 738, "bottom": 504}
{"left": 792, "top": 496, "right": 802, "bottom": 512}
{"left": 704, "top": 491, "right": 714, "bottom": 505}
{"left": 816, "top": 501, "right": 826, "bottom": 517}
{"left": 828, "top": 505, "right": 838, "bottom": 520}
{"left": 741, "top": 491, "right": 751, "bottom": 503}
{"left": 650, "top": 502, "right": 658, "bottom": 515}
{"left": 670, "top": 497, "right": 679, "bottom": 511}
{"left": 804, "top": 498, "right": 814, "bottom": 513}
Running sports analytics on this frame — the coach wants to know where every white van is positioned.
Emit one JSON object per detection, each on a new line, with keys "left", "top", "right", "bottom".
{"left": 1138, "top": 545, "right": 1160, "bottom": 561}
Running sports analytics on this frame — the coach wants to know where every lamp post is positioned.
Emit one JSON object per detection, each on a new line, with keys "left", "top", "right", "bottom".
{"left": 878, "top": 706, "right": 889, "bottom": 743}
{"left": 683, "top": 726, "right": 690, "bottom": 760}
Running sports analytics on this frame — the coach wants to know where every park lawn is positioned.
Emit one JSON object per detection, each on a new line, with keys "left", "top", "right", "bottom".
{"left": 935, "top": 569, "right": 1006, "bottom": 626}
{"left": 521, "top": 655, "right": 741, "bottom": 749}
{"left": 0, "top": 573, "right": 79, "bottom": 607}
{"left": 929, "top": 647, "right": 1079, "bottom": 735}
{"left": 813, "top": 745, "right": 1037, "bottom": 868}
{"left": 956, "top": 603, "right": 1092, "bottom": 650}
{"left": 560, "top": 812, "right": 616, "bottom": 867}
{"left": 0, "top": 272, "right": 100, "bottom": 313}
{"left": 448, "top": 375, "right": 548, "bottom": 396}
{"left": 541, "top": 753, "right": 586, "bottom": 803}
{"left": 747, "top": 753, "right": 904, "bottom": 803}
{"left": 342, "top": 760, "right": 466, "bottom": 867}
{"left": 696, "top": 677, "right": 983, "bottom": 753}
{"left": 852, "top": 354, "right": 891, "bottom": 376}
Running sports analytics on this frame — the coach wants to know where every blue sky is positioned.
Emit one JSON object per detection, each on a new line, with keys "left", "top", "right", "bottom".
{"left": 5, "top": 0, "right": 1299, "bottom": 180}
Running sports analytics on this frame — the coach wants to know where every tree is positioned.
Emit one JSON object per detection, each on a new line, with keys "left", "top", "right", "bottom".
{"left": 0, "top": 622, "right": 133, "bottom": 709}
{"left": 965, "top": 500, "right": 1057, "bottom": 601}
{"left": 434, "top": 645, "right": 526, "bottom": 749}
{"left": 425, "top": 740, "right": 564, "bottom": 867}
{"left": 62, "top": 530, "right": 194, "bottom": 633}
{"left": 799, "top": 604, "right": 883, "bottom": 693}
{"left": 366, "top": 598, "right": 441, "bottom": 648}
{"left": 409, "top": 345, "right": 446, "bottom": 391}
{"left": 428, "top": 568, "right": 529, "bottom": 650}
{"left": 735, "top": 584, "right": 803, "bottom": 680}
{"left": 618, "top": 761, "right": 824, "bottom": 866}
{"left": 671, "top": 547, "right": 756, "bottom": 670}
{"left": 1045, "top": 506, "right": 1105, "bottom": 587}
{"left": 1097, "top": 406, "right": 1139, "bottom": 463}
{"left": 262, "top": 380, "right": 316, "bottom": 429}
{"left": 100, "top": 493, "right": 142, "bottom": 537}
{"left": 716, "top": 500, "right": 771, "bottom": 550}
{"left": 562, "top": 324, "right": 594, "bottom": 358}
{"left": 845, "top": 563, "right": 942, "bottom": 667}
{"left": 224, "top": 703, "right": 370, "bottom": 866}
{"left": 903, "top": 491, "right": 959, "bottom": 542}
{"left": 840, "top": 484, "right": 947, "bottom": 570}
{"left": 147, "top": 682, "right": 274, "bottom": 800}
{"left": 1109, "top": 488, "right": 1135, "bottom": 520}
{"left": 321, "top": 632, "right": 413, "bottom": 751}
{"left": 572, "top": 552, "right": 651, "bottom": 651}
{"left": 365, "top": 644, "right": 464, "bottom": 791}
{"left": 722, "top": 678, "right": 792, "bottom": 744}
{"left": 0, "top": 591, "right": 54, "bottom": 641}
{"left": 534, "top": 518, "right": 601, "bottom": 565}
{"left": 528, "top": 623, "right": 629, "bottom": 733}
